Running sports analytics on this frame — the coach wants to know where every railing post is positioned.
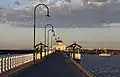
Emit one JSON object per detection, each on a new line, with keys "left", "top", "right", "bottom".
{"left": 13, "top": 56, "right": 15, "bottom": 68}
{"left": 14, "top": 56, "right": 16, "bottom": 68}
{"left": 0, "top": 57, "right": 1, "bottom": 73}
{"left": 0, "top": 58, "right": 2, "bottom": 73}
{"left": 15, "top": 56, "right": 17, "bottom": 67}
{"left": 6, "top": 56, "right": 9, "bottom": 71}
{"left": 1, "top": 57, "right": 3, "bottom": 72}
{"left": 11, "top": 56, "right": 14, "bottom": 69}
{"left": 3, "top": 57, "right": 5, "bottom": 72}
{"left": 16, "top": 56, "right": 18, "bottom": 67}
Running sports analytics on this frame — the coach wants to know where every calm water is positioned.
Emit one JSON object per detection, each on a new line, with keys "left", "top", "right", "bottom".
{"left": 80, "top": 54, "right": 120, "bottom": 77}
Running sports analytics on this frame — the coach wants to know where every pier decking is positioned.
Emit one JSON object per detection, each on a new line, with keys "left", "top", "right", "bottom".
{"left": 22, "top": 52, "right": 86, "bottom": 77}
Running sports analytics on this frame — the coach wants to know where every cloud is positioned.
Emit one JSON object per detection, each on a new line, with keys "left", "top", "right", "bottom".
{"left": 0, "top": 0, "right": 120, "bottom": 28}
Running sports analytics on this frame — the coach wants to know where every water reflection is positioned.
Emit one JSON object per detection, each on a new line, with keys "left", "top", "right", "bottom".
{"left": 80, "top": 54, "right": 120, "bottom": 77}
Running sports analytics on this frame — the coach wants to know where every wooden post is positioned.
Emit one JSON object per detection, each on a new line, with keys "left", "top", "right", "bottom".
{"left": 73, "top": 46, "right": 75, "bottom": 58}
{"left": 40, "top": 45, "right": 43, "bottom": 59}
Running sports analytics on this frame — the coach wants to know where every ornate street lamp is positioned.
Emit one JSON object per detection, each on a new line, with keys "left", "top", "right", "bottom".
{"left": 44, "top": 24, "right": 53, "bottom": 55}
{"left": 33, "top": 3, "right": 50, "bottom": 65}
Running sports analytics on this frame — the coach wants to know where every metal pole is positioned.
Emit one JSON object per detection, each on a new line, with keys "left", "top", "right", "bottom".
{"left": 47, "top": 29, "right": 50, "bottom": 55}
{"left": 44, "top": 24, "right": 53, "bottom": 56}
{"left": 40, "top": 45, "right": 43, "bottom": 59}
{"left": 33, "top": 4, "right": 50, "bottom": 66}
{"left": 51, "top": 36, "right": 53, "bottom": 50}
{"left": 47, "top": 29, "right": 52, "bottom": 50}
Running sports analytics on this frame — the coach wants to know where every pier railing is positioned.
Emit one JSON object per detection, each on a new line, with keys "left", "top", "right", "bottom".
{"left": 0, "top": 50, "right": 54, "bottom": 74}
{"left": 0, "top": 54, "right": 33, "bottom": 73}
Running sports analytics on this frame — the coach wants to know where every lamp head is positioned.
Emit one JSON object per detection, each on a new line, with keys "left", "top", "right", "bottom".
{"left": 46, "top": 14, "right": 50, "bottom": 19}
{"left": 53, "top": 33, "right": 55, "bottom": 36}
{"left": 52, "top": 29, "right": 54, "bottom": 32}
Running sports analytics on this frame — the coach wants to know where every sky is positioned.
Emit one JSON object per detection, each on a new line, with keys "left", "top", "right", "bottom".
{"left": 0, "top": 0, "right": 120, "bottom": 49}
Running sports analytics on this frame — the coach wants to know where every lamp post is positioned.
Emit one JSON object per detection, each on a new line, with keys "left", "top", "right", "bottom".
{"left": 47, "top": 28, "right": 55, "bottom": 55}
{"left": 44, "top": 24, "right": 53, "bottom": 55}
{"left": 33, "top": 3, "right": 50, "bottom": 65}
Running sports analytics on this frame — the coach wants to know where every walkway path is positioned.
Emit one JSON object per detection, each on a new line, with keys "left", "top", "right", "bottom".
{"left": 23, "top": 52, "right": 86, "bottom": 77}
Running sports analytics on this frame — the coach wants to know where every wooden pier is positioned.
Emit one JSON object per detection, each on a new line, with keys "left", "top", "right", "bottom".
{"left": 22, "top": 52, "right": 96, "bottom": 77}
{"left": 0, "top": 52, "right": 96, "bottom": 77}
